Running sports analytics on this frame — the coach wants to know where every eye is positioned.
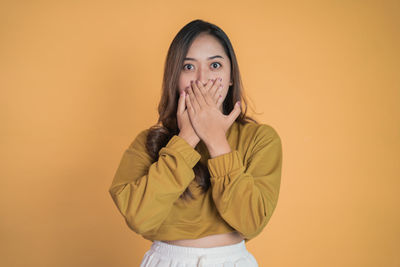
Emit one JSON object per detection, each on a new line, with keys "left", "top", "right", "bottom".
{"left": 182, "top": 62, "right": 222, "bottom": 71}
{"left": 183, "top": 64, "right": 193, "bottom": 70}
{"left": 211, "top": 62, "right": 221, "bottom": 69}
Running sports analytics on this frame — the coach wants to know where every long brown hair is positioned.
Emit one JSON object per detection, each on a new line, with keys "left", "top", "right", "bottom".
{"left": 145, "top": 19, "right": 259, "bottom": 201}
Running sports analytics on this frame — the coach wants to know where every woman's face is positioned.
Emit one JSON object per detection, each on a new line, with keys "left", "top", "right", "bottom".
{"left": 178, "top": 33, "right": 232, "bottom": 111}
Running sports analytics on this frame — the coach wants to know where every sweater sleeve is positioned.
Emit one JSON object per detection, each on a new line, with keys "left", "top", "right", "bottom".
{"left": 108, "top": 129, "right": 201, "bottom": 237}
{"left": 207, "top": 124, "right": 283, "bottom": 241}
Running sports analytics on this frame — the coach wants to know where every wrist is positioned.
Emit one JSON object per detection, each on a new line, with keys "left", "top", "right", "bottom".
{"left": 206, "top": 138, "right": 231, "bottom": 158}
{"left": 178, "top": 132, "right": 200, "bottom": 148}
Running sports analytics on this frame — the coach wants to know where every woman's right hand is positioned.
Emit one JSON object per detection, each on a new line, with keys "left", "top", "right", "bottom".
{"left": 177, "top": 79, "right": 223, "bottom": 148}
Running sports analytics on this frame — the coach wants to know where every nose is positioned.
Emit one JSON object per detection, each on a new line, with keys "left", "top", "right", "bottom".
{"left": 196, "top": 67, "right": 214, "bottom": 86}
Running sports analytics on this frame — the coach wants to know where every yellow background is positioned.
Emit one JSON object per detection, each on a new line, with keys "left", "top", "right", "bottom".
{"left": 1, "top": 1, "right": 399, "bottom": 266}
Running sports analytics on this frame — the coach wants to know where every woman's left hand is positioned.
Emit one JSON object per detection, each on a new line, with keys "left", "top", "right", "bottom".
{"left": 184, "top": 78, "right": 241, "bottom": 147}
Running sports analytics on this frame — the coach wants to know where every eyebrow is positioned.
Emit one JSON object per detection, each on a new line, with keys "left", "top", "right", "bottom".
{"left": 184, "top": 55, "right": 224, "bottom": 61}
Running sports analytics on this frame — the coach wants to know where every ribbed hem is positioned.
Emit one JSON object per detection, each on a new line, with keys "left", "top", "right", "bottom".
{"left": 151, "top": 239, "right": 246, "bottom": 256}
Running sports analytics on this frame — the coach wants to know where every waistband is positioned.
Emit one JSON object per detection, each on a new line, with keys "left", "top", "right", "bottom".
{"left": 151, "top": 239, "right": 247, "bottom": 257}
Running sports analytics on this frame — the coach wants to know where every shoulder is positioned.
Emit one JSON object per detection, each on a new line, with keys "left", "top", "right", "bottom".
{"left": 241, "top": 122, "right": 282, "bottom": 157}
{"left": 257, "top": 123, "right": 281, "bottom": 141}
{"left": 239, "top": 121, "right": 281, "bottom": 142}
{"left": 240, "top": 122, "right": 282, "bottom": 163}
{"left": 127, "top": 128, "right": 151, "bottom": 150}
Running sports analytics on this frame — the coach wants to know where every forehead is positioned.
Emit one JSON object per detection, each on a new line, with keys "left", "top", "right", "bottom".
{"left": 186, "top": 33, "right": 227, "bottom": 58}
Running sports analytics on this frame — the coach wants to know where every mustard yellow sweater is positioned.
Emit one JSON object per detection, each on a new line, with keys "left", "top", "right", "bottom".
{"left": 108, "top": 121, "right": 282, "bottom": 243}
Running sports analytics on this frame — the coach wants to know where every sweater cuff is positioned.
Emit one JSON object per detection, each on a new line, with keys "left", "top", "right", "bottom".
{"left": 165, "top": 135, "right": 201, "bottom": 168}
{"left": 207, "top": 150, "right": 244, "bottom": 177}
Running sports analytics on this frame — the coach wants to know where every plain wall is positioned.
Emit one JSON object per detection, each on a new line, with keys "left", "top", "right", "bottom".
{"left": 1, "top": 0, "right": 399, "bottom": 266}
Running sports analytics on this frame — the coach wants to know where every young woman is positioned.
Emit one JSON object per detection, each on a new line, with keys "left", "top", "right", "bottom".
{"left": 109, "top": 19, "right": 283, "bottom": 266}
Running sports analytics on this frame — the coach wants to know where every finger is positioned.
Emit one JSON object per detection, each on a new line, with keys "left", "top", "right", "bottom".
{"left": 204, "top": 78, "right": 215, "bottom": 92}
{"left": 196, "top": 79, "right": 209, "bottom": 96}
{"left": 185, "top": 89, "right": 195, "bottom": 116}
{"left": 186, "top": 84, "right": 200, "bottom": 112}
{"left": 196, "top": 80, "right": 215, "bottom": 106}
{"left": 206, "top": 78, "right": 219, "bottom": 93}
{"left": 216, "top": 90, "right": 224, "bottom": 108}
{"left": 212, "top": 83, "right": 223, "bottom": 102}
{"left": 192, "top": 80, "right": 207, "bottom": 107}
{"left": 208, "top": 78, "right": 222, "bottom": 106}
{"left": 177, "top": 88, "right": 187, "bottom": 114}
{"left": 228, "top": 101, "right": 242, "bottom": 124}
{"left": 209, "top": 78, "right": 222, "bottom": 98}
{"left": 203, "top": 91, "right": 214, "bottom": 107}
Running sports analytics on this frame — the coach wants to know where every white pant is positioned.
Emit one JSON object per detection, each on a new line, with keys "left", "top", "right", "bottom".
{"left": 139, "top": 240, "right": 259, "bottom": 267}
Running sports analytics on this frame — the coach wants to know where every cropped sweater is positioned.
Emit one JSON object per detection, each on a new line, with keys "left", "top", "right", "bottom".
{"left": 108, "top": 121, "right": 283, "bottom": 244}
